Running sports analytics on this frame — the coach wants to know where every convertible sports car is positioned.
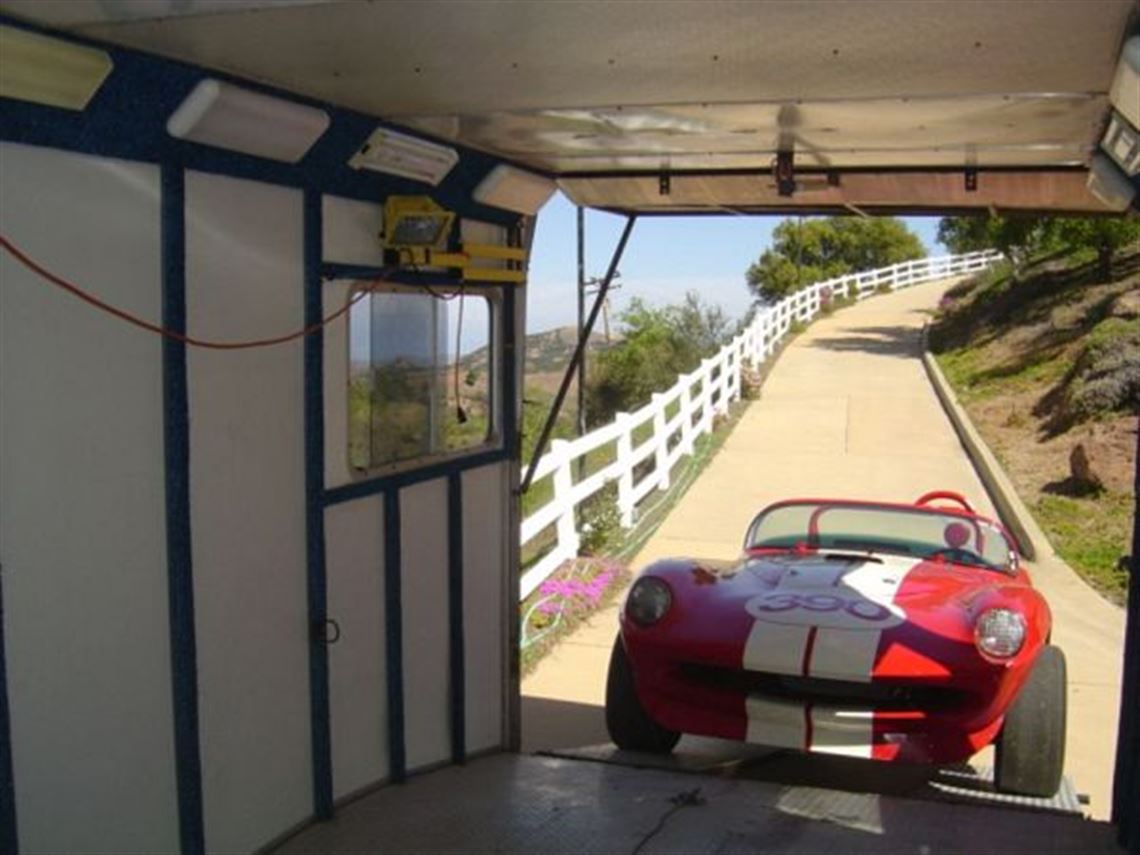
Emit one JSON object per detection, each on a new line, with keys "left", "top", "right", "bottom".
{"left": 606, "top": 491, "right": 1067, "bottom": 797}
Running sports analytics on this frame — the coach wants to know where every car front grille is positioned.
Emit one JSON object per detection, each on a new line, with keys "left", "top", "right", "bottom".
{"left": 677, "top": 663, "right": 970, "bottom": 711}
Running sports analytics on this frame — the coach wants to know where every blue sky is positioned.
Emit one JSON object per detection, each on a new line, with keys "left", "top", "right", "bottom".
{"left": 525, "top": 191, "right": 947, "bottom": 334}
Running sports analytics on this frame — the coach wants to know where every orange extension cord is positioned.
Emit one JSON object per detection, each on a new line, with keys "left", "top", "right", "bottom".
{"left": 0, "top": 233, "right": 378, "bottom": 350}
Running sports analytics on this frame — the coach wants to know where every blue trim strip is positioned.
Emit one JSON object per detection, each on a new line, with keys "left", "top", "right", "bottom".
{"left": 0, "top": 558, "right": 18, "bottom": 855}
{"left": 0, "top": 15, "right": 524, "bottom": 228}
{"left": 322, "top": 448, "right": 511, "bottom": 507}
{"left": 501, "top": 286, "right": 519, "bottom": 457}
{"left": 161, "top": 163, "right": 205, "bottom": 855}
{"left": 319, "top": 263, "right": 512, "bottom": 292}
{"left": 383, "top": 491, "right": 406, "bottom": 783}
{"left": 320, "top": 263, "right": 391, "bottom": 281}
{"left": 303, "top": 190, "right": 334, "bottom": 819}
{"left": 447, "top": 473, "right": 466, "bottom": 764}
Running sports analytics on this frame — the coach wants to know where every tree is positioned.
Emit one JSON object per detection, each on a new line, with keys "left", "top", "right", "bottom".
{"left": 937, "top": 215, "right": 1052, "bottom": 272}
{"left": 938, "top": 214, "right": 1140, "bottom": 278}
{"left": 585, "top": 292, "right": 731, "bottom": 426}
{"left": 746, "top": 217, "right": 925, "bottom": 302}
{"left": 936, "top": 216, "right": 996, "bottom": 255}
{"left": 1051, "top": 217, "right": 1140, "bottom": 279}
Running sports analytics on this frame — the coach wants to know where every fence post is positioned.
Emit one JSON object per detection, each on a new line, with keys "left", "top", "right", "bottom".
{"left": 696, "top": 362, "right": 709, "bottom": 428}
{"left": 679, "top": 376, "right": 696, "bottom": 454}
{"left": 549, "top": 439, "right": 579, "bottom": 558}
{"left": 700, "top": 357, "right": 719, "bottom": 426}
{"left": 729, "top": 339, "right": 743, "bottom": 403}
{"left": 615, "top": 413, "right": 635, "bottom": 528}
{"left": 651, "top": 393, "right": 671, "bottom": 491}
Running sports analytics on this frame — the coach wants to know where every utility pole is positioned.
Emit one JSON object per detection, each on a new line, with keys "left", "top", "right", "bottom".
{"left": 576, "top": 206, "right": 586, "bottom": 439}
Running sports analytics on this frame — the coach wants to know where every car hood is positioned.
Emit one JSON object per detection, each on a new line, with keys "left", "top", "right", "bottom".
{"left": 633, "top": 552, "right": 1044, "bottom": 681}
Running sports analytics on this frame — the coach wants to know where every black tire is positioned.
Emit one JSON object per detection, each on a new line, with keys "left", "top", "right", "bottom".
{"left": 605, "top": 636, "right": 681, "bottom": 753}
{"left": 994, "top": 644, "right": 1067, "bottom": 797}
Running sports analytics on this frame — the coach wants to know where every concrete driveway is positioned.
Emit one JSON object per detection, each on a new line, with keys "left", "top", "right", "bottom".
{"left": 522, "top": 277, "right": 1125, "bottom": 819}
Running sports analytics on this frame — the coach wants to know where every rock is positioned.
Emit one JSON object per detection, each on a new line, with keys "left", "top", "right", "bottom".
{"left": 1069, "top": 442, "right": 1104, "bottom": 493}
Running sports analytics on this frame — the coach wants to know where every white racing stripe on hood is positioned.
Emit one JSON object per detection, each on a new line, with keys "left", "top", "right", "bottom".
{"left": 742, "top": 554, "right": 918, "bottom": 680}
{"left": 741, "top": 554, "right": 922, "bottom": 753}
{"left": 743, "top": 622, "right": 812, "bottom": 675}
{"left": 809, "top": 556, "right": 914, "bottom": 683}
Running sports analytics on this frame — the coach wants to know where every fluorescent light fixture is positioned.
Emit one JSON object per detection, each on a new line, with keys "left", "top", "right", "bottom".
{"left": 349, "top": 127, "right": 458, "bottom": 185}
{"left": 1102, "top": 111, "right": 1140, "bottom": 177}
{"left": 167, "top": 79, "right": 330, "bottom": 163}
{"left": 0, "top": 25, "right": 113, "bottom": 110}
{"left": 473, "top": 164, "right": 557, "bottom": 215}
{"left": 1110, "top": 35, "right": 1140, "bottom": 129}
{"left": 1086, "top": 152, "right": 1136, "bottom": 212}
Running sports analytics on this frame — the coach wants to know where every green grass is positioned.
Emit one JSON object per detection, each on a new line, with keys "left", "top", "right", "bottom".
{"left": 1035, "top": 492, "right": 1132, "bottom": 603}
{"left": 936, "top": 346, "right": 1070, "bottom": 404}
{"left": 932, "top": 243, "right": 1138, "bottom": 605}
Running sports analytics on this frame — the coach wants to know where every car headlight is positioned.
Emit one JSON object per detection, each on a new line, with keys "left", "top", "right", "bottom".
{"left": 975, "top": 608, "right": 1026, "bottom": 659}
{"left": 626, "top": 577, "right": 672, "bottom": 627}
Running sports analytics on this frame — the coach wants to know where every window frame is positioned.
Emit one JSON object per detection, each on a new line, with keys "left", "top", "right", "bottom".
{"left": 344, "top": 279, "right": 504, "bottom": 479}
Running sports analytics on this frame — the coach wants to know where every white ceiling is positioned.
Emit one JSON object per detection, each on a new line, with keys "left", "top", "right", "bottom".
{"left": 3, "top": 0, "right": 1136, "bottom": 212}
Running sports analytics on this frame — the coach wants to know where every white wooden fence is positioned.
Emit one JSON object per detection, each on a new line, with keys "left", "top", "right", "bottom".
{"left": 518, "top": 250, "right": 1002, "bottom": 599}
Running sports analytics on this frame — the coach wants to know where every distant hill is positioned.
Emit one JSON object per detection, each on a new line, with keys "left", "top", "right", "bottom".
{"left": 457, "top": 323, "right": 619, "bottom": 374}
{"left": 523, "top": 324, "right": 621, "bottom": 374}
{"left": 356, "top": 323, "right": 622, "bottom": 403}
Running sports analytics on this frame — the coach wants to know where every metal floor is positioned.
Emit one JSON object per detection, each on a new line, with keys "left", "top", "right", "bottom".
{"left": 550, "top": 739, "right": 1087, "bottom": 815}
{"left": 274, "top": 752, "right": 1118, "bottom": 854}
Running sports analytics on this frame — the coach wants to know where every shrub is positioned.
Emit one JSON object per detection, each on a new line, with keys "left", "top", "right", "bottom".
{"left": 586, "top": 292, "right": 731, "bottom": 427}
{"left": 577, "top": 481, "right": 623, "bottom": 555}
{"left": 1057, "top": 317, "right": 1140, "bottom": 425}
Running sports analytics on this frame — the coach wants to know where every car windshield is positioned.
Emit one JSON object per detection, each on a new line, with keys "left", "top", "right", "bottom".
{"left": 745, "top": 501, "right": 1016, "bottom": 573}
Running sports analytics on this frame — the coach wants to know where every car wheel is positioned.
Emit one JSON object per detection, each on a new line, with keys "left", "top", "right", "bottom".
{"left": 994, "top": 644, "right": 1067, "bottom": 797}
{"left": 605, "top": 636, "right": 681, "bottom": 753}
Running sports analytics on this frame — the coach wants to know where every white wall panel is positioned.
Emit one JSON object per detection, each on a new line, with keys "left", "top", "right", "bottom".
{"left": 462, "top": 463, "right": 508, "bottom": 753}
{"left": 325, "top": 496, "right": 388, "bottom": 798}
{"left": 322, "top": 194, "right": 385, "bottom": 267}
{"left": 323, "top": 193, "right": 385, "bottom": 267}
{"left": 0, "top": 144, "right": 178, "bottom": 853}
{"left": 399, "top": 479, "right": 451, "bottom": 771}
{"left": 185, "top": 171, "right": 310, "bottom": 854}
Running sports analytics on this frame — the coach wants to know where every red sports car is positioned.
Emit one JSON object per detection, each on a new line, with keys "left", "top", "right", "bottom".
{"left": 606, "top": 491, "right": 1067, "bottom": 797}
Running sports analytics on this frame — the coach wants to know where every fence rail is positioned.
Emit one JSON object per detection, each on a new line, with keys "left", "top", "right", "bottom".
{"left": 518, "top": 250, "right": 1002, "bottom": 599}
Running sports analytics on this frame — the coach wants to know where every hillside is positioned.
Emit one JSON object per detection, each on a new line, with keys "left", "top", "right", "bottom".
{"left": 929, "top": 245, "right": 1139, "bottom": 603}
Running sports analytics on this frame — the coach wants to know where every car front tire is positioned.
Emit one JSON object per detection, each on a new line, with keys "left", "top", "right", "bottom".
{"left": 605, "top": 636, "right": 681, "bottom": 753}
{"left": 994, "top": 644, "right": 1067, "bottom": 797}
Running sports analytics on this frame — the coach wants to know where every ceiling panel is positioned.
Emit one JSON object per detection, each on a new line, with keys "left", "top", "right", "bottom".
{"left": 2, "top": 0, "right": 1134, "bottom": 212}
{"left": 399, "top": 94, "right": 1107, "bottom": 172}
{"left": 0, "top": 1, "right": 333, "bottom": 26}
{"left": 4, "top": 1, "right": 1131, "bottom": 117}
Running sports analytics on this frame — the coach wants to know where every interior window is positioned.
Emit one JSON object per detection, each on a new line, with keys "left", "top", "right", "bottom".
{"left": 349, "top": 284, "right": 494, "bottom": 471}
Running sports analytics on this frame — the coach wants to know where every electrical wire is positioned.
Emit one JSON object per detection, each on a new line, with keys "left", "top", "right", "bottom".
{"left": 453, "top": 284, "right": 467, "bottom": 423}
{"left": 630, "top": 789, "right": 706, "bottom": 855}
{"left": 0, "top": 233, "right": 387, "bottom": 350}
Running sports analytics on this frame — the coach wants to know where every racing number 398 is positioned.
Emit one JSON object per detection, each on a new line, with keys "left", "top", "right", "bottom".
{"left": 749, "top": 593, "right": 892, "bottom": 622}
